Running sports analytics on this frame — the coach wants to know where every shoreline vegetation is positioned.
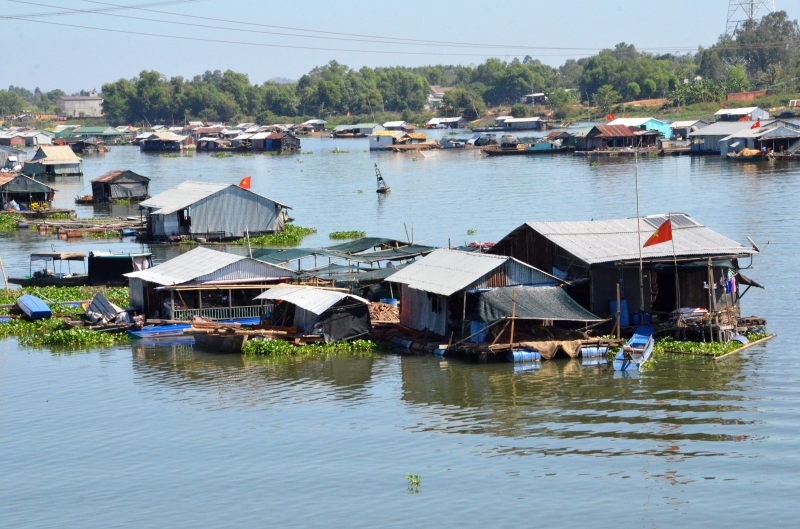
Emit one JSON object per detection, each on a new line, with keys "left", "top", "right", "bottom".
{"left": 4, "top": 11, "right": 799, "bottom": 128}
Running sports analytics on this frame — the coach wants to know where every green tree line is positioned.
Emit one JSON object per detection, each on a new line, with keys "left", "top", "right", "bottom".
{"left": 2, "top": 10, "right": 798, "bottom": 122}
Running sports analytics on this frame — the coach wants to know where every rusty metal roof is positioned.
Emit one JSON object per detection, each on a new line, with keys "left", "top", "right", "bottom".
{"left": 590, "top": 125, "right": 635, "bottom": 138}
{"left": 90, "top": 170, "right": 149, "bottom": 183}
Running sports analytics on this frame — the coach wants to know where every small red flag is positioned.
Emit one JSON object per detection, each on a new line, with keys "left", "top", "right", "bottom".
{"left": 239, "top": 176, "right": 251, "bottom": 189}
{"left": 643, "top": 219, "right": 672, "bottom": 247}
{"left": 606, "top": 113, "right": 615, "bottom": 121}
{"left": 750, "top": 121, "right": 761, "bottom": 129}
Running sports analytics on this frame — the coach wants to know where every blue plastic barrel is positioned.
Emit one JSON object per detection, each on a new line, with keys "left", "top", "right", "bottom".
{"left": 610, "top": 299, "right": 629, "bottom": 327}
{"left": 470, "top": 320, "right": 489, "bottom": 343}
{"left": 632, "top": 311, "right": 641, "bottom": 326}
{"left": 380, "top": 298, "right": 398, "bottom": 307}
{"left": 642, "top": 312, "right": 651, "bottom": 325}
{"left": 581, "top": 346, "right": 608, "bottom": 357}
{"left": 508, "top": 350, "right": 542, "bottom": 363}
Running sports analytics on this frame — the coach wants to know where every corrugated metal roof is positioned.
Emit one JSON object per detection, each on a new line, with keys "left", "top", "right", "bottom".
{"left": 371, "top": 130, "right": 402, "bottom": 137}
{"left": 30, "top": 146, "right": 81, "bottom": 163}
{"left": 124, "top": 247, "right": 292, "bottom": 285}
{"left": 0, "top": 173, "right": 56, "bottom": 190}
{"left": 504, "top": 117, "right": 543, "bottom": 123}
{"left": 91, "top": 169, "right": 149, "bottom": 183}
{"left": 383, "top": 121, "right": 406, "bottom": 127}
{"left": 139, "top": 181, "right": 230, "bottom": 215}
{"left": 406, "top": 132, "right": 428, "bottom": 140}
{"left": 608, "top": 117, "right": 663, "bottom": 127}
{"left": 591, "top": 125, "right": 635, "bottom": 137}
{"left": 523, "top": 213, "right": 755, "bottom": 264}
{"left": 386, "top": 249, "right": 556, "bottom": 296}
{"left": 688, "top": 121, "right": 760, "bottom": 137}
{"left": 671, "top": 120, "right": 706, "bottom": 128}
{"left": 715, "top": 107, "right": 758, "bottom": 115}
{"left": 254, "top": 287, "right": 369, "bottom": 315}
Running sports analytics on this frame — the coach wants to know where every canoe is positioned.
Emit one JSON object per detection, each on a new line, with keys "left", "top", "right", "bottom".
{"left": 613, "top": 326, "right": 655, "bottom": 371}
{"left": 193, "top": 332, "right": 248, "bottom": 354}
{"left": 16, "top": 294, "right": 52, "bottom": 320}
{"left": 8, "top": 275, "right": 89, "bottom": 287}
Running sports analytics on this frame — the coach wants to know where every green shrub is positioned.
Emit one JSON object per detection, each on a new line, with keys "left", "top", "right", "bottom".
{"left": 329, "top": 230, "right": 366, "bottom": 240}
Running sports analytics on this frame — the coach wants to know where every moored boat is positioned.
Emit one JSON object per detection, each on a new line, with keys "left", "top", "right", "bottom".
{"left": 16, "top": 294, "right": 52, "bottom": 320}
{"left": 8, "top": 252, "right": 88, "bottom": 287}
{"left": 613, "top": 326, "right": 655, "bottom": 371}
{"left": 193, "top": 332, "right": 248, "bottom": 354}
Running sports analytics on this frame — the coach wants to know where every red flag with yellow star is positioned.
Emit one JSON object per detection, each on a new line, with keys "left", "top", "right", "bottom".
{"left": 643, "top": 218, "right": 672, "bottom": 247}
{"left": 239, "top": 176, "right": 251, "bottom": 189}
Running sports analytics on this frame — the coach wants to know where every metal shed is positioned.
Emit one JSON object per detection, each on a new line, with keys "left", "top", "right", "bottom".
{"left": 90, "top": 170, "right": 150, "bottom": 201}
{"left": 139, "top": 181, "right": 291, "bottom": 240}
{"left": 22, "top": 145, "right": 83, "bottom": 176}
{"left": 0, "top": 172, "right": 56, "bottom": 209}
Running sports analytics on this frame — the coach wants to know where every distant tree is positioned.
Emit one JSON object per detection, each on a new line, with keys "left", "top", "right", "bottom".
{"left": 626, "top": 82, "right": 641, "bottom": 99}
{"left": 726, "top": 65, "right": 749, "bottom": 92}
{"left": 698, "top": 49, "right": 724, "bottom": 82}
{"left": 510, "top": 103, "right": 530, "bottom": 117}
{"left": 592, "top": 85, "right": 621, "bottom": 112}
{"left": 0, "top": 90, "right": 26, "bottom": 115}
{"left": 442, "top": 87, "right": 486, "bottom": 120}
{"left": 401, "top": 107, "right": 413, "bottom": 122}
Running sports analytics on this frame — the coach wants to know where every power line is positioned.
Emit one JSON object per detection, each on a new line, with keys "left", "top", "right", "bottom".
{"left": 6, "top": 0, "right": 201, "bottom": 19}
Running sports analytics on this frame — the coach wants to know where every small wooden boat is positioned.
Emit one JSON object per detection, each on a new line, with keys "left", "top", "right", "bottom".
{"left": 75, "top": 195, "right": 95, "bottom": 204}
{"left": 16, "top": 294, "right": 52, "bottom": 320}
{"left": 375, "top": 164, "right": 390, "bottom": 194}
{"left": 613, "top": 326, "right": 655, "bottom": 372}
{"left": 193, "top": 332, "right": 248, "bottom": 354}
{"left": 8, "top": 252, "right": 88, "bottom": 287}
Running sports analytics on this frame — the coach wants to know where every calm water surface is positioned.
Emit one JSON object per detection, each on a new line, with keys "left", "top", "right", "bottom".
{"left": 0, "top": 137, "right": 796, "bottom": 527}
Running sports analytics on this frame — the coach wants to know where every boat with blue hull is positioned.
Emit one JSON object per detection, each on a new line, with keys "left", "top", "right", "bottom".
{"left": 16, "top": 295, "right": 52, "bottom": 320}
{"left": 127, "top": 317, "right": 261, "bottom": 338}
{"left": 613, "top": 326, "right": 655, "bottom": 372}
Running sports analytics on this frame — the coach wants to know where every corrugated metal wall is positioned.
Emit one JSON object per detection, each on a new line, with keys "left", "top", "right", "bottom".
{"left": 129, "top": 277, "right": 144, "bottom": 310}
{"left": 400, "top": 285, "right": 447, "bottom": 336}
{"left": 189, "top": 186, "right": 285, "bottom": 238}
{"left": 194, "top": 259, "right": 294, "bottom": 283}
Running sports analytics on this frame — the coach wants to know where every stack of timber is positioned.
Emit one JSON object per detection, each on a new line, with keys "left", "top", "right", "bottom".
{"left": 369, "top": 302, "right": 399, "bottom": 323}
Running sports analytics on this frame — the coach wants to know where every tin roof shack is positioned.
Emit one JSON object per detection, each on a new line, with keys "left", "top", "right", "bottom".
{"left": 575, "top": 125, "right": 635, "bottom": 151}
{"left": 15, "top": 130, "right": 52, "bottom": 146}
{"left": 489, "top": 214, "right": 759, "bottom": 321}
{"left": 383, "top": 121, "right": 409, "bottom": 130}
{"left": 720, "top": 123, "right": 800, "bottom": 155}
{"left": 56, "top": 92, "right": 103, "bottom": 118}
{"left": 295, "top": 119, "right": 327, "bottom": 132}
{"left": 688, "top": 121, "right": 758, "bottom": 152}
{"left": 671, "top": 119, "right": 708, "bottom": 139}
{"left": 0, "top": 173, "right": 55, "bottom": 209}
{"left": 0, "top": 145, "right": 26, "bottom": 169}
{"left": 255, "top": 287, "right": 372, "bottom": 342}
{"left": 331, "top": 123, "right": 384, "bottom": 137}
{"left": 90, "top": 170, "right": 150, "bottom": 202}
{"left": 425, "top": 117, "right": 468, "bottom": 129}
{"left": 0, "top": 134, "right": 26, "bottom": 148}
{"left": 369, "top": 130, "right": 405, "bottom": 150}
{"left": 23, "top": 146, "right": 83, "bottom": 176}
{"left": 254, "top": 132, "right": 301, "bottom": 152}
{"left": 125, "top": 246, "right": 295, "bottom": 320}
{"left": 503, "top": 117, "right": 548, "bottom": 131}
{"left": 139, "top": 132, "right": 195, "bottom": 151}
{"left": 387, "top": 249, "right": 560, "bottom": 337}
{"left": 69, "top": 127, "right": 122, "bottom": 140}
{"left": 521, "top": 92, "right": 546, "bottom": 105}
{"left": 139, "top": 181, "right": 290, "bottom": 241}
{"left": 608, "top": 117, "right": 670, "bottom": 138}
{"left": 715, "top": 106, "right": 770, "bottom": 122}
{"left": 88, "top": 251, "right": 152, "bottom": 286}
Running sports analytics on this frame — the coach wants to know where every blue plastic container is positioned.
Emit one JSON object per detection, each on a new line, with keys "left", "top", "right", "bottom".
{"left": 610, "top": 299, "right": 629, "bottom": 327}
{"left": 508, "top": 350, "right": 542, "bottom": 363}
{"left": 580, "top": 346, "right": 608, "bottom": 357}
{"left": 632, "top": 311, "right": 641, "bottom": 326}
{"left": 379, "top": 298, "right": 398, "bottom": 307}
{"left": 470, "top": 320, "right": 489, "bottom": 343}
{"left": 642, "top": 312, "right": 651, "bottom": 325}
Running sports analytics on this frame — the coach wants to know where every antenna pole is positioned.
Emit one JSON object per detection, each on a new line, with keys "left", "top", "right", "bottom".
{"left": 635, "top": 149, "right": 645, "bottom": 317}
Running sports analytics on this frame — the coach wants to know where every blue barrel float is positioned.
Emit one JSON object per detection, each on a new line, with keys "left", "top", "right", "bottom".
{"left": 610, "top": 299, "right": 629, "bottom": 327}
{"left": 508, "top": 350, "right": 542, "bottom": 363}
{"left": 580, "top": 346, "right": 609, "bottom": 357}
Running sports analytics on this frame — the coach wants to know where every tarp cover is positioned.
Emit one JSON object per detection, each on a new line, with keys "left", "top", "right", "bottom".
{"left": 325, "top": 237, "right": 404, "bottom": 254}
{"left": 473, "top": 286, "right": 601, "bottom": 323}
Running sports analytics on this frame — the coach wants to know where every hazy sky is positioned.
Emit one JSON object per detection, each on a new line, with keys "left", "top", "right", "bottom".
{"left": 1, "top": 0, "right": 792, "bottom": 92}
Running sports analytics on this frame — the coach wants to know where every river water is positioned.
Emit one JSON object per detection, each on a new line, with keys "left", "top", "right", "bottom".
{"left": 0, "top": 136, "right": 796, "bottom": 527}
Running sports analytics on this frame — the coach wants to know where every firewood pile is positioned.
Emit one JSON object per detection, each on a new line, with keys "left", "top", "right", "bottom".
{"left": 369, "top": 302, "right": 399, "bottom": 322}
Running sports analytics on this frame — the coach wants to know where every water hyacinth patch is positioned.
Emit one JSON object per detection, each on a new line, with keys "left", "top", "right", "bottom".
{"left": 242, "top": 339, "right": 387, "bottom": 359}
{"left": 328, "top": 231, "right": 366, "bottom": 240}
{"left": 652, "top": 333, "right": 769, "bottom": 357}
{"left": 0, "top": 213, "right": 23, "bottom": 231}
{"left": 235, "top": 224, "right": 317, "bottom": 247}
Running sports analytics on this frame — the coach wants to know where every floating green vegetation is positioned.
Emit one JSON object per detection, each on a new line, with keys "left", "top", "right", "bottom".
{"left": 114, "top": 198, "right": 132, "bottom": 205}
{"left": 211, "top": 152, "right": 233, "bottom": 158}
{"left": 653, "top": 333, "right": 769, "bottom": 357}
{"left": 406, "top": 474, "right": 421, "bottom": 494}
{"left": 179, "top": 239, "right": 198, "bottom": 245}
{"left": 0, "top": 213, "right": 22, "bottom": 231}
{"left": 47, "top": 212, "right": 71, "bottom": 219}
{"left": 590, "top": 161, "right": 600, "bottom": 167}
{"left": 87, "top": 230, "right": 121, "bottom": 239}
{"left": 242, "top": 339, "right": 386, "bottom": 358}
{"left": 467, "top": 229, "right": 477, "bottom": 235}
{"left": 330, "top": 149, "right": 349, "bottom": 154}
{"left": 357, "top": 190, "right": 363, "bottom": 194}
{"left": 0, "top": 318, "right": 127, "bottom": 348}
{"left": 263, "top": 150, "right": 291, "bottom": 156}
{"left": 234, "top": 224, "right": 317, "bottom": 247}
{"left": 240, "top": 152, "right": 253, "bottom": 157}
{"left": 329, "top": 230, "right": 366, "bottom": 240}
{"left": 301, "top": 151, "right": 313, "bottom": 155}
{"left": 162, "top": 153, "right": 180, "bottom": 158}
{"left": 0, "top": 286, "right": 129, "bottom": 316}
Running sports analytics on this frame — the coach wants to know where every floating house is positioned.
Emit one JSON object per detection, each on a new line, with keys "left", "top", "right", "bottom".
{"left": 331, "top": 123, "right": 385, "bottom": 137}
{"left": 250, "top": 132, "right": 301, "bottom": 152}
{"left": 69, "top": 126, "right": 122, "bottom": 140}
{"left": 23, "top": 145, "right": 83, "bottom": 176}
{"left": 0, "top": 173, "right": 55, "bottom": 209}
{"left": 88, "top": 251, "right": 153, "bottom": 286}
{"left": 139, "top": 181, "right": 290, "bottom": 240}
{"left": 0, "top": 145, "right": 25, "bottom": 169}
{"left": 489, "top": 214, "right": 760, "bottom": 319}
{"left": 504, "top": 117, "right": 547, "bottom": 131}
{"left": 90, "top": 170, "right": 150, "bottom": 202}
{"left": 125, "top": 246, "right": 295, "bottom": 319}
{"left": 369, "top": 131, "right": 429, "bottom": 150}
{"left": 719, "top": 123, "right": 800, "bottom": 155}
{"left": 520, "top": 92, "right": 546, "bottom": 105}
{"left": 428, "top": 85, "right": 455, "bottom": 106}
{"left": 255, "top": 287, "right": 372, "bottom": 342}
{"left": 425, "top": 117, "right": 468, "bottom": 129}
{"left": 714, "top": 106, "right": 770, "bottom": 122}
{"left": 383, "top": 121, "right": 409, "bottom": 131}
{"left": 139, "top": 132, "right": 195, "bottom": 151}
{"left": 687, "top": 121, "right": 758, "bottom": 152}
{"left": 15, "top": 130, "right": 52, "bottom": 146}
{"left": 575, "top": 125, "right": 635, "bottom": 151}
{"left": 670, "top": 119, "right": 708, "bottom": 139}
{"left": 294, "top": 119, "right": 327, "bottom": 132}
{"left": 608, "top": 117, "right": 670, "bottom": 138}
{"left": 387, "top": 249, "right": 560, "bottom": 336}
{"left": 0, "top": 134, "right": 26, "bottom": 148}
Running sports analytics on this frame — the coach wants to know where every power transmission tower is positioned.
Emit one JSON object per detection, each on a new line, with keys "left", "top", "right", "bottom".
{"left": 726, "top": 0, "right": 775, "bottom": 36}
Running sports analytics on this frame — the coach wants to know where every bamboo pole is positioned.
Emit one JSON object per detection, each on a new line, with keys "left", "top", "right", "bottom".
{"left": 615, "top": 283, "right": 621, "bottom": 340}
{"left": 509, "top": 289, "right": 517, "bottom": 345}
{"left": 0, "top": 255, "right": 8, "bottom": 292}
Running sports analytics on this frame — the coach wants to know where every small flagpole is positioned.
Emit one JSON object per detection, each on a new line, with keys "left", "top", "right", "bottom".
{"left": 670, "top": 212, "right": 680, "bottom": 312}
{"left": 635, "top": 148, "right": 645, "bottom": 319}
